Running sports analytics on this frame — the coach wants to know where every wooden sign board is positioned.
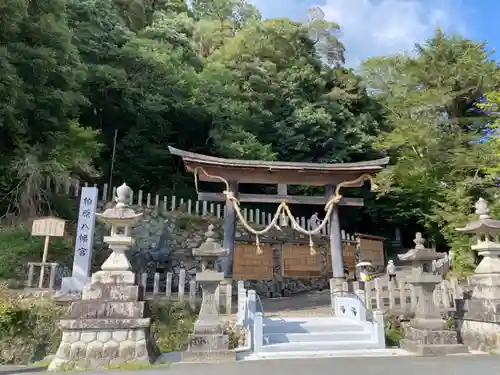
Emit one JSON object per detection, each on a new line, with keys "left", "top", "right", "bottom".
{"left": 358, "top": 237, "right": 384, "bottom": 267}
{"left": 282, "top": 243, "right": 322, "bottom": 277}
{"left": 232, "top": 243, "right": 273, "bottom": 280}
{"left": 327, "top": 241, "right": 357, "bottom": 275}
{"left": 31, "top": 217, "right": 66, "bottom": 237}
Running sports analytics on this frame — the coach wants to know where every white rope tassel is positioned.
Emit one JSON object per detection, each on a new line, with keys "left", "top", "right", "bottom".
{"left": 255, "top": 235, "right": 262, "bottom": 255}
{"left": 309, "top": 235, "right": 316, "bottom": 256}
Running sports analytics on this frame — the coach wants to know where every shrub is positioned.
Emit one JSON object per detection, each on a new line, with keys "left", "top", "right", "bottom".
{"left": 0, "top": 290, "right": 243, "bottom": 365}
{"left": 0, "top": 284, "right": 65, "bottom": 364}
{"left": 385, "top": 314, "right": 405, "bottom": 347}
{"left": 150, "top": 301, "right": 197, "bottom": 352}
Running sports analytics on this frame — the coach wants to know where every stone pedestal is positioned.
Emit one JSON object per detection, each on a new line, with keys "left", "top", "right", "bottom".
{"left": 48, "top": 271, "right": 160, "bottom": 371}
{"left": 401, "top": 326, "right": 467, "bottom": 356}
{"left": 459, "top": 274, "right": 500, "bottom": 351}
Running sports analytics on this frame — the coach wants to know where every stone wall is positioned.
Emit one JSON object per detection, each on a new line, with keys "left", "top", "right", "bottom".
{"left": 90, "top": 203, "right": 335, "bottom": 297}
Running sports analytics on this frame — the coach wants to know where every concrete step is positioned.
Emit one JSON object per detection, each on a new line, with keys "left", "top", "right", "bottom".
{"left": 242, "top": 348, "right": 413, "bottom": 361}
{"left": 260, "top": 340, "right": 383, "bottom": 352}
{"left": 263, "top": 317, "right": 365, "bottom": 334}
{"left": 264, "top": 331, "right": 372, "bottom": 344}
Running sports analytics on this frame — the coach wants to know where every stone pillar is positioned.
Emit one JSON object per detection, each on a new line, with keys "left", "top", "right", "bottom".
{"left": 327, "top": 185, "right": 344, "bottom": 279}
{"left": 184, "top": 225, "right": 235, "bottom": 362}
{"left": 49, "top": 183, "right": 159, "bottom": 371}
{"left": 398, "top": 233, "right": 468, "bottom": 356}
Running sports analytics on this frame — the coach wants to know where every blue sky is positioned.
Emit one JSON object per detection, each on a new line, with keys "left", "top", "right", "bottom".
{"left": 249, "top": 0, "right": 500, "bottom": 66}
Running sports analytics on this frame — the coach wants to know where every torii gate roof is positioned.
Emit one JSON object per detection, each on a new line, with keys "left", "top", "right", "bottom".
{"left": 169, "top": 146, "right": 389, "bottom": 186}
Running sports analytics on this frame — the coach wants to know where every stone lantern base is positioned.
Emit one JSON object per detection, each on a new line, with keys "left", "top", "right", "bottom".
{"left": 48, "top": 270, "right": 160, "bottom": 371}
{"left": 400, "top": 320, "right": 468, "bottom": 356}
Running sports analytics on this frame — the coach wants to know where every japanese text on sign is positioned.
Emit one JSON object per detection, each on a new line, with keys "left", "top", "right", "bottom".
{"left": 70, "top": 186, "right": 99, "bottom": 289}
{"left": 74, "top": 188, "right": 98, "bottom": 258}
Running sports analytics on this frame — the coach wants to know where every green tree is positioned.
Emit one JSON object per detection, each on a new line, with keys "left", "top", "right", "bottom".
{"left": 202, "top": 18, "right": 384, "bottom": 163}
{"left": 362, "top": 29, "right": 500, "bottom": 272}
{"left": 0, "top": 0, "right": 101, "bottom": 218}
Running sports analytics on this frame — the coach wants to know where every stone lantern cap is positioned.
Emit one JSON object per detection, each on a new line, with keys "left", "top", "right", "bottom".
{"left": 193, "top": 224, "right": 228, "bottom": 258}
{"left": 95, "top": 183, "right": 142, "bottom": 225}
{"left": 456, "top": 198, "right": 500, "bottom": 234}
{"left": 398, "top": 232, "right": 445, "bottom": 263}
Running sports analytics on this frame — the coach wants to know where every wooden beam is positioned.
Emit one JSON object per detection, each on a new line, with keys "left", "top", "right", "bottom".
{"left": 198, "top": 192, "right": 364, "bottom": 207}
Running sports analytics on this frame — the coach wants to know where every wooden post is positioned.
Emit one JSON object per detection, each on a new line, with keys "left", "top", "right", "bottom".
{"left": 221, "top": 181, "right": 238, "bottom": 278}
{"left": 38, "top": 235, "right": 50, "bottom": 288}
{"left": 327, "top": 185, "right": 344, "bottom": 279}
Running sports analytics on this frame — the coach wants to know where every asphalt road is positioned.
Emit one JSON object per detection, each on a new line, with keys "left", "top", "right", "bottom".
{"left": 5, "top": 355, "right": 500, "bottom": 375}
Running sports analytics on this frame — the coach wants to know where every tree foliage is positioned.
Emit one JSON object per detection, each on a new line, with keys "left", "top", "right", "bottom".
{"left": 2, "top": 1, "right": 500, "bottom": 274}
{"left": 362, "top": 29, "right": 500, "bottom": 271}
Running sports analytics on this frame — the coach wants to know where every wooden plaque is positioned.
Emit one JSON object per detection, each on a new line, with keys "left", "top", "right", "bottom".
{"left": 326, "top": 241, "right": 357, "bottom": 275}
{"left": 358, "top": 237, "right": 384, "bottom": 267}
{"left": 232, "top": 243, "right": 273, "bottom": 280}
{"left": 31, "top": 217, "right": 66, "bottom": 237}
{"left": 282, "top": 243, "right": 322, "bottom": 277}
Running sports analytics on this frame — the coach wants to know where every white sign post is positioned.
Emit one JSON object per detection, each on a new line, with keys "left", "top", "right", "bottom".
{"left": 60, "top": 187, "right": 98, "bottom": 293}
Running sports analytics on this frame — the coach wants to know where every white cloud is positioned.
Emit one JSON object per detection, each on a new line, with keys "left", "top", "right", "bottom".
{"left": 318, "top": 0, "right": 466, "bottom": 66}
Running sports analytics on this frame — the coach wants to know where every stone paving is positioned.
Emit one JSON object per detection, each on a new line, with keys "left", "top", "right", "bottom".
{"left": 6, "top": 354, "right": 500, "bottom": 375}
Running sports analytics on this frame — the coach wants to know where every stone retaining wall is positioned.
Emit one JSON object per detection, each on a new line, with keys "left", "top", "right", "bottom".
{"left": 89, "top": 204, "right": 336, "bottom": 297}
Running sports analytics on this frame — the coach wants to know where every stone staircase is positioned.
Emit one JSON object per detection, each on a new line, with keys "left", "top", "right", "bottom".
{"left": 260, "top": 316, "right": 383, "bottom": 354}
{"left": 239, "top": 290, "right": 388, "bottom": 360}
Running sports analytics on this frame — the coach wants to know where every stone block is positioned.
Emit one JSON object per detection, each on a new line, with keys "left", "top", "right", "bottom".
{"left": 466, "top": 298, "right": 500, "bottom": 322}
{"left": 85, "top": 341, "right": 104, "bottom": 362}
{"left": 460, "top": 319, "right": 500, "bottom": 352}
{"left": 91, "top": 270, "right": 135, "bottom": 285}
{"left": 105, "top": 301, "right": 146, "bottom": 318}
{"left": 69, "top": 301, "right": 146, "bottom": 319}
{"left": 400, "top": 339, "right": 469, "bottom": 356}
{"left": 61, "top": 331, "right": 81, "bottom": 344}
{"left": 405, "top": 327, "right": 459, "bottom": 345}
{"left": 69, "top": 341, "right": 87, "bottom": 361}
{"left": 55, "top": 343, "right": 71, "bottom": 359}
{"left": 128, "top": 328, "right": 146, "bottom": 342}
{"left": 118, "top": 340, "right": 137, "bottom": 361}
{"left": 102, "top": 340, "right": 120, "bottom": 361}
{"left": 60, "top": 317, "right": 151, "bottom": 330}
{"left": 96, "top": 330, "right": 112, "bottom": 342}
{"left": 82, "top": 283, "right": 142, "bottom": 301}
{"left": 112, "top": 330, "right": 129, "bottom": 343}
{"left": 187, "top": 334, "right": 230, "bottom": 352}
{"left": 183, "top": 334, "right": 235, "bottom": 363}
{"left": 69, "top": 301, "right": 106, "bottom": 319}
{"left": 80, "top": 332, "right": 97, "bottom": 343}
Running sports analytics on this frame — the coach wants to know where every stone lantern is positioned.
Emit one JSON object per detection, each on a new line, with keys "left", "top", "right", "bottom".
{"left": 49, "top": 183, "right": 159, "bottom": 371}
{"left": 398, "top": 233, "right": 468, "bottom": 356}
{"left": 456, "top": 197, "right": 500, "bottom": 275}
{"left": 94, "top": 183, "right": 142, "bottom": 276}
{"left": 184, "top": 224, "right": 234, "bottom": 361}
{"left": 455, "top": 198, "right": 500, "bottom": 350}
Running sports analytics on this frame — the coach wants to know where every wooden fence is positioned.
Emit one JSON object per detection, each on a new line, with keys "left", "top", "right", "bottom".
{"left": 138, "top": 269, "right": 233, "bottom": 314}
{"left": 361, "top": 278, "right": 462, "bottom": 313}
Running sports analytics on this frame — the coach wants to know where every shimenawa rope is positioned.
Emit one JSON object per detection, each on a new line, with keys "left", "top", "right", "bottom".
{"left": 193, "top": 166, "right": 373, "bottom": 255}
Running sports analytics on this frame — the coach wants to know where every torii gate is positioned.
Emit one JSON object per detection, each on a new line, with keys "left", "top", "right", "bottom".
{"left": 169, "top": 146, "right": 389, "bottom": 281}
